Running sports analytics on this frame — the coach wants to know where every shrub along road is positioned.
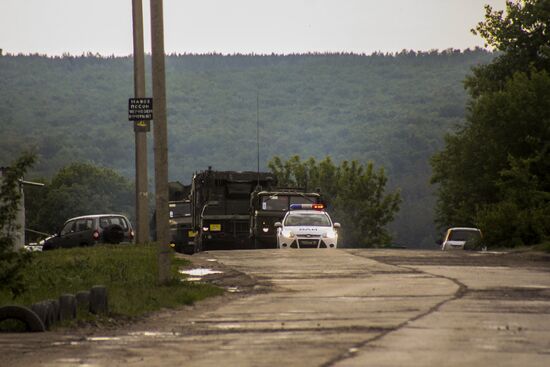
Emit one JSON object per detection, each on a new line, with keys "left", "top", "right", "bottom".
{"left": 2, "top": 249, "right": 550, "bottom": 366}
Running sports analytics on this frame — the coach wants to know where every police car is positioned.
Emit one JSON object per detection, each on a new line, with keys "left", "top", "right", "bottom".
{"left": 274, "top": 204, "right": 340, "bottom": 249}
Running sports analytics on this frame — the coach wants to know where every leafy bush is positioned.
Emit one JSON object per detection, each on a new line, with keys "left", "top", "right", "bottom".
{"left": 269, "top": 155, "right": 401, "bottom": 247}
{"left": 25, "top": 162, "right": 134, "bottom": 237}
{"left": 0, "top": 153, "right": 35, "bottom": 298}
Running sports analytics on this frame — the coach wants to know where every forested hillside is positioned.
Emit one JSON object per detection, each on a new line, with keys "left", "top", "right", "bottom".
{"left": 0, "top": 50, "right": 494, "bottom": 247}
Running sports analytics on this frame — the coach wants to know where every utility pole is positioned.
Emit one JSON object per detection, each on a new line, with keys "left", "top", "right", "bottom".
{"left": 256, "top": 93, "right": 260, "bottom": 187}
{"left": 150, "top": 0, "right": 171, "bottom": 283}
{"left": 131, "top": 0, "right": 149, "bottom": 245}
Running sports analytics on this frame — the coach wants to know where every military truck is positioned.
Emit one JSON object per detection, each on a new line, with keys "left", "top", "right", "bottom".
{"left": 249, "top": 189, "right": 323, "bottom": 248}
{"left": 191, "top": 168, "right": 276, "bottom": 251}
{"left": 167, "top": 182, "right": 196, "bottom": 254}
{"left": 168, "top": 199, "right": 197, "bottom": 253}
{"left": 150, "top": 182, "right": 196, "bottom": 253}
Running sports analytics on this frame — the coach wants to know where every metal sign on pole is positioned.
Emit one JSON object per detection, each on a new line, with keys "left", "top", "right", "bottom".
{"left": 131, "top": 0, "right": 150, "bottom": 245}
{"left": 128, "top": 97, "right": 153, "bottom": 128}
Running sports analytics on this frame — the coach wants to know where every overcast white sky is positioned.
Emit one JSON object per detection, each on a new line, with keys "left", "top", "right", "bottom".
{"left": 0, "top": 0, "right": 506, "bottom": 56}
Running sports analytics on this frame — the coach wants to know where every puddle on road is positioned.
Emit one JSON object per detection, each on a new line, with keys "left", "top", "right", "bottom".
{"left": 206, "top": 259, "right": 218, "bottom": 262}
{"left": 183, "top": 277, "right": 203, "bottom": 282}
{"left": 179, "top": 268, "right": 223, "bottom": 276}
{"left": 54, "top": 358, "right": 100, "bottom": 367}
{"left": 179, "top": 268, "right": 224, "bottom": 282}
{"left": 128, "top": 331, "right": 181, "bottom": 338}
{"left": 226, "top": 287, "right": 241, "bottom": 293}
{"left": 52, "top": 341, "right": 82, "bottom": 346}
{"left": 86, "top": 336, "right": 121, "bottom": 342}
{"left": 215, "top": 323, "right": 243, "bottom": 330}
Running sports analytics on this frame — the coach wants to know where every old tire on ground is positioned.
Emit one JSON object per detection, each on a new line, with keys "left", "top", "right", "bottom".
{"left": 76, "top": 291, "right": 91, "bottom": 311}
{"left": 32, "top": 301, "right": 56, "bottom": 330}
{"left": 90, "top": 286, "right": 108, "bottom": 315}
{"left": 31, "top": 302, "right": 51, "bottom": 330}
{"left": 103, "top": 224, "right": 124, "bottom": 244}
{"left": 59, "top": 294, "right": 77, "bottom": 321}
{"left": 46, "top": 299, "right": 60, "bottom": 322}
{"left": 0, "top": 305, "right": 46, "bottom": 332}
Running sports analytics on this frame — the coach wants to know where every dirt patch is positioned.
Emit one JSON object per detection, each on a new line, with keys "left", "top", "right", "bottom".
{"left": 176, "top": 252, "right": 271, "bottom": 294}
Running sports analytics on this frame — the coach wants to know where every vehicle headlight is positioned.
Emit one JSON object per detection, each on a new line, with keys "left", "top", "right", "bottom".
{"left": 322, "top": 230, "right": 338, "bottom": 239}
{"left": 281, "top": 229, "right": 296, "bottom": 238}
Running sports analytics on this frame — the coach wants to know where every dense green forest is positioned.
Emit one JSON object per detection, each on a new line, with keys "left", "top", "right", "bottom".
{"left": 0, "top": 50, "right": 495, "bottom": 247}
{"left": 432, "top": 0, "right": 550, "bottom": 249}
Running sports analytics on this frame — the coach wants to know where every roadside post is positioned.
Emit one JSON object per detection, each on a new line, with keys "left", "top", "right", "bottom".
{"left": 130, "top": 0, "right": 150, "bottom": 245}
{"left": 150, "top": 0, "right": 171, "bottom": 284}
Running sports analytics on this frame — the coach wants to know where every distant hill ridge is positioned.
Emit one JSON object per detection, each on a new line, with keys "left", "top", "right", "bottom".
{"left": 0, "top": 49, "right": 495, "bottom": 247}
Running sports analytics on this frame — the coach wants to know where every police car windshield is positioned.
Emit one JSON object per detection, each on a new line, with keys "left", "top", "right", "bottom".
{"left": 284, "top": 213, "right": 331, "bottom": 227}
{"left": 289, "top": 195, "right": 317, "bottom": 205}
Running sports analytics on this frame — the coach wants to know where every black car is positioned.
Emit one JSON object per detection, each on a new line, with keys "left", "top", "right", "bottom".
{"left": 42, "top": 214, "right": 134, "bottom": 250}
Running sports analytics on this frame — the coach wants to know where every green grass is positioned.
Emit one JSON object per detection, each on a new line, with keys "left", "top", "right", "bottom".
{"left": 533, "top": 241, "right": 550, "bottom": 253}
{"left": 0, "top": 244, "right": 222, "bottom": 321}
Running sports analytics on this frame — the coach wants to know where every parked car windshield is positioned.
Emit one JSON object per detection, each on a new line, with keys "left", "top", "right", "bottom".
{"left": 99, "top": 216, "right": 129, "bottom": 230}
{"left": 448, "top": 229, "right": 481, "bottom": 242}
{"left": 60, "top": 221, "right": 75, "bottom": 235}
{"left": 284, "top": 213, "right": 331, "bottom": 227}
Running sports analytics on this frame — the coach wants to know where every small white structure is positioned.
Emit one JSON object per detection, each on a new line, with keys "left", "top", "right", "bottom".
{"left": 0, "top": 167, "right": 44, "bottom": 251}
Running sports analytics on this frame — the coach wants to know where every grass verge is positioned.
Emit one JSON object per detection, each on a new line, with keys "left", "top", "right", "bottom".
{"left": 532, "top": 241, "right": 550, "bottom": 253}
{"left": 0, "top": 244, "right": 222, "bottom": 328}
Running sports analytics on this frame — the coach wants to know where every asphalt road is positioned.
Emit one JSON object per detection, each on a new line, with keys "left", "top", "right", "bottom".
{"left": 3, "top": 249, "right": 550, "bottom": 366}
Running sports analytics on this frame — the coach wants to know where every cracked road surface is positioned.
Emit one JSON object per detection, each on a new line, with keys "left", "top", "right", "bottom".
{"left": 2, "top": 249, "right": 550, "bottom": 366}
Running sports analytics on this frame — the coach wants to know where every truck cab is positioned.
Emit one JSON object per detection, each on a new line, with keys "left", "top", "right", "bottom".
{"left": 191, "top": 168, "right": 276, "bottom": 251}
{"left": 169, "top": 199, "right": 196, "bottom": 254}
{"left": 250, "top": 189, "right": 323, "bottom": 248}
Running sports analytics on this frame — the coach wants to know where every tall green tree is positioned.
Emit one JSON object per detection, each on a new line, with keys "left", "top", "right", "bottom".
{"left": 0, "top": 153, "right": 35, "bottom": 297}
{"left": 431, "top": 0, "right": 550, "bottom": 247}
{"left": 269, "top": 156, "right": 401, "bottom": 247}
{"left": 467, "top": 0, "right": 550, "bottom": 96}
{"left": 26, "top": 162, "right": 134, "bottom": 234}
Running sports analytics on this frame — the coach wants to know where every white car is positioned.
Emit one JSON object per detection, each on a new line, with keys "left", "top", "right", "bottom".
{"left": 274, "top": 204, "right": 340, "bottom": 249}
{"left": 440, "top": 227, "right": 482, "bottom": 250}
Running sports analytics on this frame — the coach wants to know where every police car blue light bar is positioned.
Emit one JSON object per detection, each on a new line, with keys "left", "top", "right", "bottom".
{"left": 290, "top": 203, "right": 324, "bottom": 210}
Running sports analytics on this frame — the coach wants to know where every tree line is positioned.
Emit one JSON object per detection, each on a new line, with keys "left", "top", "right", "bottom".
{"left": 431, "top": 0, "right": 550, "bottom": 248}
{"left": 0, "top": 48, "right": 495, "bottom": 248}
